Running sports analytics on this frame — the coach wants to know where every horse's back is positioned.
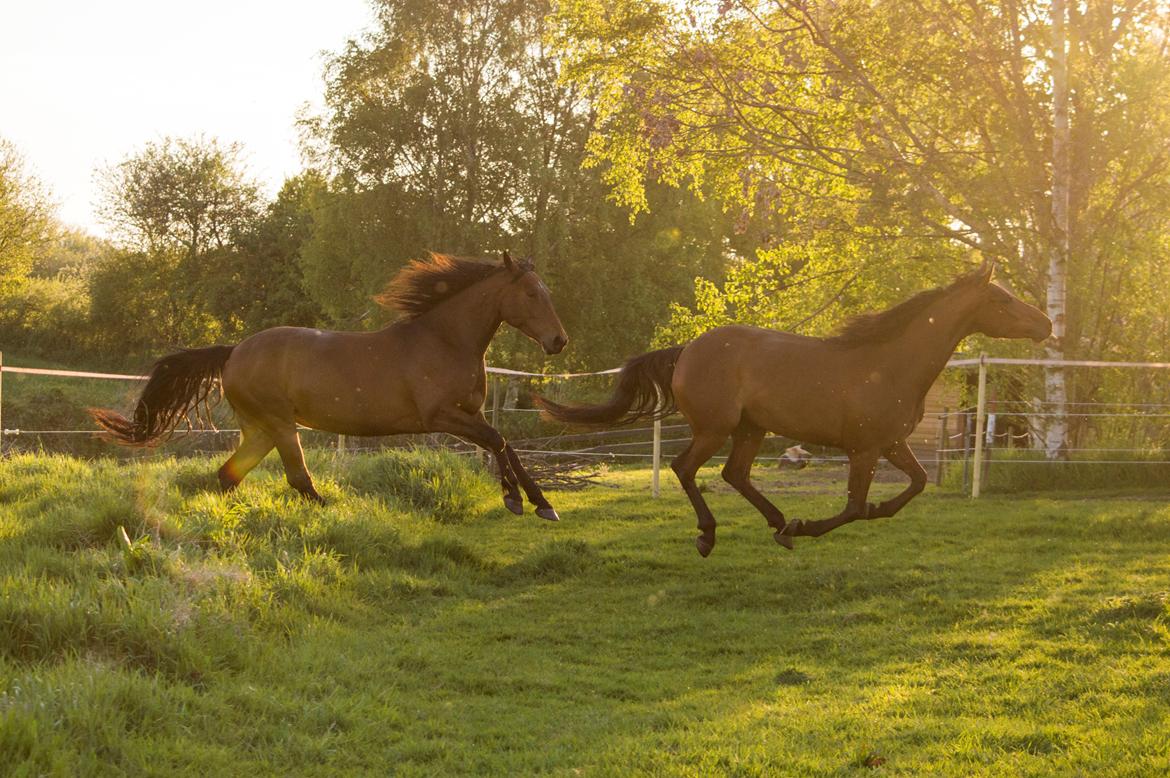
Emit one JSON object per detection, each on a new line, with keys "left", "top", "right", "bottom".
{"left": 223, "top": 325, "right": 405, "bottom": 426}
{"left": 674, "top": 325, "right": 854, "bottom": 444}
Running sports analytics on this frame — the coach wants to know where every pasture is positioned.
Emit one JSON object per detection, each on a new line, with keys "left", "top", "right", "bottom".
{"left": 2, "top": 451, "right": 1169, "bottom": 776}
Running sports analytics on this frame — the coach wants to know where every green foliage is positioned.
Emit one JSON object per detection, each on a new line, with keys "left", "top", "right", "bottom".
{"left": 2, "top": 459, "right": 1170, "bottom": 774}
{"left": 554, "top": 0, "right": 1170, "bottom": 364}
{"left": 0, "top": 275, "right": 91, "bottom": 359}
{"left": 205, "top": 172, "right": 326, "bottom": 334}
{"left": 0, "top": 139, "right": 52, "bottom": 292}
{"left": 90, "top": 137, "right": 265, "bottom": 351}
{"left": 97, "top": 137, "right": 261, "bottom": 257}
{"left": 656, "top": 236, "right": 967, "bottom": 344}
{"left": 303, "top": 0, "right": 736, "bottom": 368}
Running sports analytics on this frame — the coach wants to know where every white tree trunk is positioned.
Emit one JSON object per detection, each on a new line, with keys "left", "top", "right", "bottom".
{"left": 1045, "top": 0, "right": 1070, "bottom": 459}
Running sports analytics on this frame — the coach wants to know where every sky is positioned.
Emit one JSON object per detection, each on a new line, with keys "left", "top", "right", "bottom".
{"left": 0, "top": 0, "right": 375, "bottom": 236}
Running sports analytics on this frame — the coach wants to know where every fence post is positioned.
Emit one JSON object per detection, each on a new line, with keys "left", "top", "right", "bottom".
{"left": 0, "top": 350, "right": 4, "bottom": 456}
{"left": 652, "top": 417, "right": 662, "bottom": 497}
{"left": 491, "top": 376, "right": 500, "bottom": 428}
{"left": 337, "top": 434, "right": 347, "bottom": 454}
{"left": 971, "top": 353, "right": 988, "bottom": 498}
{"left": 936, "top": 407, "right": 949, "bottom": 486}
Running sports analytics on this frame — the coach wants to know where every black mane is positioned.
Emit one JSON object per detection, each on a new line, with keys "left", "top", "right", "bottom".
{"left": 827, "top": 267, "right": 987, "bottom": 345}
{"left": 376, "top": 253, "right": 532, "bottom": 318}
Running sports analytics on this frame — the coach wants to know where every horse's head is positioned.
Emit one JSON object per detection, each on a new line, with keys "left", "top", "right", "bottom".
{"left": 969, "top": 263, "right": 1052, "bottom": 342}
{"left": 498, "top": 252, "right": 568, "bottom": 355}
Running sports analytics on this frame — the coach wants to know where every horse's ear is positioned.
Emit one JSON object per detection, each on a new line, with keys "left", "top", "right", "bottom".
{"left": 978, "top": 259, "right": 995, "bottom": 283}
{"left": 501, "top": 251, "right": 515, "bottom": 271}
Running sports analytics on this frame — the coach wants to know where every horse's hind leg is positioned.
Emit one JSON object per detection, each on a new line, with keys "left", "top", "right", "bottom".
{"left": 782, "top": 449, "right": 878, "bottom": 539}
{"left": 866, "top": 440, "right": 927, "bottom": 518}
{"left": 671, "top": 428, "right": 730, "bottom": 558}
{"left": 272, "top": 426, "right": 324, "bottom": 503}
{"left": 721, "top": 422, "right": 793, "bottom": 550}
{"left": 218, "top": 424, "right": 274, "bottom": 492}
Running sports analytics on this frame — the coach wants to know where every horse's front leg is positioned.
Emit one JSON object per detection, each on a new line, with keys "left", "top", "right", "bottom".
{"left": 782, "top": 449, "right": 879, "bottom": 539}
{"left": 503, "top": 443, "right": 560, "bottom": 521}
{"left": 865, "top": 440, "right": 928, "bottom": 519}
{"left": 429, "top": 408, "right": 525, "bottom": 515}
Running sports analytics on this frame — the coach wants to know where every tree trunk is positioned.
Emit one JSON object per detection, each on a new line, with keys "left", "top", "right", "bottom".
{"left": 1045, "top": 0, "right": 1070, "bottom": 459}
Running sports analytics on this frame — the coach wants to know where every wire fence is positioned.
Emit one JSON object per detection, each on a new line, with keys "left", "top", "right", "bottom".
{"left": 2, "top": 351, "right": 1169, "bottom": 496}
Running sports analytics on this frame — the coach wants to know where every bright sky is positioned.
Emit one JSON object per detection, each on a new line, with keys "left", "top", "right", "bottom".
{"left": 0, "top": 0, "right": 375, "bottom": 236}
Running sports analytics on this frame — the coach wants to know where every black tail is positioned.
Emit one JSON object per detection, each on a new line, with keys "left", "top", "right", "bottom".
{"left": 89, "top": 345, "right": 235, "bottom": 446}
{"left": 535, "top": 346, "right": 685, "bottom": 426}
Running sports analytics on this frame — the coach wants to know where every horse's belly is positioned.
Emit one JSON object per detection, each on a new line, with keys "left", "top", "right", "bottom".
{"left": 288, "top": 378, "right": 427, "bottom": 435}
{"left": 749, "top": 405, "right": 844, "bottom": 448}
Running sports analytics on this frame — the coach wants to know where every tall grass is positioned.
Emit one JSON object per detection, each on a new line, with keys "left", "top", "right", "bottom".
{"left": 4, "top": 457, "right": 1170, "bottom": 774}
{"left": 942, "top": 449, "right": 1170, "bottom": 494}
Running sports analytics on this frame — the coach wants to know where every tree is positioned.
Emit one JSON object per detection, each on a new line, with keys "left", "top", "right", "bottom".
{"left": 305, "top": 0, "right": 735, "bottom": 369}
{"left": 206, "top": 172, "right": 327, "bottom": 334}
{"left": 0, "top": 138, "right": 53, "bottom": 291}
{"left": 93, "top": 137, "right": 263, "bottom": 349}
{"left": 98, "top": 136, "right": 261, "bottom": 258}
{"left": 554, "top": 0, "right": 1170, "bottom": 448}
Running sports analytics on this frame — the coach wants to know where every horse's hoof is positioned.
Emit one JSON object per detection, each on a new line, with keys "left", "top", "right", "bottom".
{"left": 695, "top": 535, "right": 714, "bottom": 558}
{"left": 535, "top": 506, "right": 560, "bottom": 522}
{"left": 780, "top": 519, "right": 802, "bottom": 538}
{"left": 773, "top": 530, "right": 794, "bottom": 550}
{"left": 504, "top": 496, "right": 524, "bottom": 515}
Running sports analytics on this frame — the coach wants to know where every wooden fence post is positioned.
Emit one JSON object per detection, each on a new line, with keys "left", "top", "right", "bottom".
{"left": 936, "top": 407, "right": 949, "bottom": 486}
{"left": 652, "top": 417, "right": 661, "bottom": 498}
{"left": 491, "top": 376, "right": 500, "bottom": 429}
{"left": 971, "top": 353, "right": 988, "bottom": 498}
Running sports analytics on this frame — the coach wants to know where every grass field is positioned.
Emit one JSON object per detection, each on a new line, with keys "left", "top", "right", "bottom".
{"left": 2, "top": 451, "right": 1169, "bottom": 776}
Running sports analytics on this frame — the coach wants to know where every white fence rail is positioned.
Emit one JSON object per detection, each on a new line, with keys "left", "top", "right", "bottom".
{"left": 3, "top": 351, "right": 1170, "bottom": 498}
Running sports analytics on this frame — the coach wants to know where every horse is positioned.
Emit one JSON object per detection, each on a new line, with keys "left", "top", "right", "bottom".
{"left": 537, "top": 263, "right": 1051, "bottom": 556}
{"left": 91, "top": 252, "right": 569, "bottom": 520}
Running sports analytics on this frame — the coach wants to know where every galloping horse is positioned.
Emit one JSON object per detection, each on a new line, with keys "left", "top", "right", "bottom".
{"left": 538, "top": 263, "right": 1051, "bottom": 555}
{"left": 92, "top": 252, "right": 569, "bottom": 520}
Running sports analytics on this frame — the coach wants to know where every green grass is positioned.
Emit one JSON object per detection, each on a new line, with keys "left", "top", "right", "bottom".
{"left": 943, "top": 448, "right": 1170, "bottom": 494}
{"left": 2, "top": 452, "right": 1170, "bottom": 776}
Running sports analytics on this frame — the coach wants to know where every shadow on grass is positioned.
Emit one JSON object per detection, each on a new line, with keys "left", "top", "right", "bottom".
{"left": 345, "top": 482, "right": 1170, "bottom": 773}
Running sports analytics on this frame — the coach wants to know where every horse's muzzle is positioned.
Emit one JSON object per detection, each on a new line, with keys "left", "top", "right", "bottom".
{"left": 543, "top": 334, "right": 568, "bottom": 355}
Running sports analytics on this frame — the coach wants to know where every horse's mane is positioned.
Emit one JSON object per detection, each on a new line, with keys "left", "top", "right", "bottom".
{"left": 827, "top": 267, "right": 988, "bottom": 346}
{"left": 375, "top": 253, "right": 532, "bottom": 318}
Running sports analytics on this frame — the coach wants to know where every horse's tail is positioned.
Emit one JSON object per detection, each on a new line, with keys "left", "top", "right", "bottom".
{"left": 89, "top": 345, "right": 235, "bottom": 446}
{"left": 535, "top": 345, "right": 685, "bottom": 426}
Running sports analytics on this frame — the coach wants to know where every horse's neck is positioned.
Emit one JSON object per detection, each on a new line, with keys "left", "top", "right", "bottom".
{"left": 410, "top": 277, "right": 504, "bottom": 356}
{"left": 877, "top": 292, "right": 978, "bottom": 397}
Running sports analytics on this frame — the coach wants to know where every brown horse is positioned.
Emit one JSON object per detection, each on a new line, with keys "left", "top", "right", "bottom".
{"left": 91, "top": 252, "right": 569, "bottom": 519}
{"left": 538, "top": 263, "right": 1051, "bottom": 555}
